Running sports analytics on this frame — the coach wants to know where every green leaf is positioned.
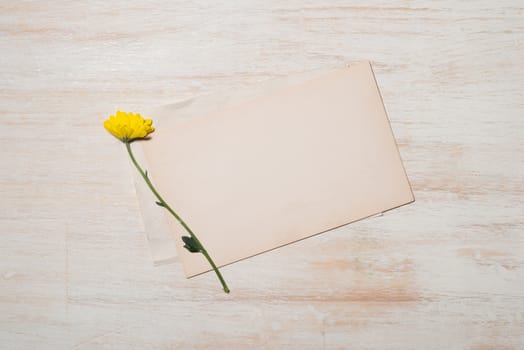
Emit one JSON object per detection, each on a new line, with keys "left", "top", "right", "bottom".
{"left": 182, "top": 236, "right": 200, "bottom": 253}
{"left": 155, "top": 201, "right": 165, "bottom": 207}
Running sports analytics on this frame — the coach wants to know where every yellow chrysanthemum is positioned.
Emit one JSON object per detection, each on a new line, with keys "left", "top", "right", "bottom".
{"left": 103, "top": 110, "right": 155, "bottom": 142}
{"left": 102, "top": 109, "right": 229, "bottom": 293}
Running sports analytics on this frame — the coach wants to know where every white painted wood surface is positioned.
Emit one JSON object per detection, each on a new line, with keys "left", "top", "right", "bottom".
{"left": 1, "top": 1, "right": 523, "bottom": 349}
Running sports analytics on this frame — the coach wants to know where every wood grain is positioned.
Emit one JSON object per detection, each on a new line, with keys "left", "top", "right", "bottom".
{"left": 1, "top": 1, "right": 523, "bottom": 349}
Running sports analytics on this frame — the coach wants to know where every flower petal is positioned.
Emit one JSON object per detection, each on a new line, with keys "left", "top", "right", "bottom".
{"left": 103, "top": 111, "right": 155, "bottom": 142}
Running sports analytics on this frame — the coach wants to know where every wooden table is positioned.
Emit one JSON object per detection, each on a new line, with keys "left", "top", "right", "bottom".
{"left": 1, "top": 1, "right": 523, "bottom": 349}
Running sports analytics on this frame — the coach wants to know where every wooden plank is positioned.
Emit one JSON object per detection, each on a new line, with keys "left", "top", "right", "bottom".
{"left": 1, "top": 1, "right": 523, "bottom": 349}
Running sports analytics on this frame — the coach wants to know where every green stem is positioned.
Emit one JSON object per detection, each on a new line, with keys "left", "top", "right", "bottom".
{"left": 125, "top": 141, "right": 230, "bottom": 293}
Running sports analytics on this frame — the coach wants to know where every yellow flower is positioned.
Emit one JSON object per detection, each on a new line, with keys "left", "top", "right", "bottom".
{"left": 103, "top": 110, "right": 155, "bottom": 142}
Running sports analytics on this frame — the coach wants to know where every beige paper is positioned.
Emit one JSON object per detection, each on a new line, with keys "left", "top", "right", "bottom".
{"left": 137, "top": 61, "right": 414, "bottom": 277}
